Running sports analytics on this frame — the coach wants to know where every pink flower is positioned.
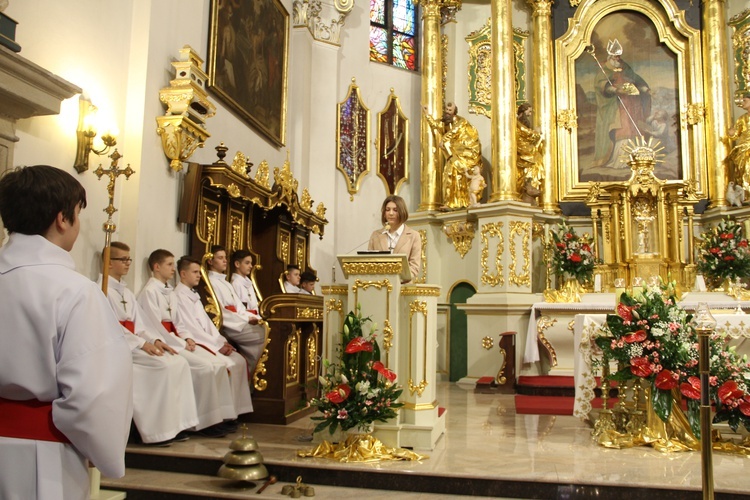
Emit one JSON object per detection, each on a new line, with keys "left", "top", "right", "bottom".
{"left": 337, "top": 409, "right": 348, "bottom": 420}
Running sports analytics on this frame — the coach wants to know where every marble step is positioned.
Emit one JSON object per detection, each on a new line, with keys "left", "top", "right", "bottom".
{"left": 102, "top": 468, "right": 506, "bottom": 499}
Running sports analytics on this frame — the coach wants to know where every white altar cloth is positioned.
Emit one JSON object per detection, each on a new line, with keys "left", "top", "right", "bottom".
{"left": 573, "top": 308, "right": 750, "bottom": 421}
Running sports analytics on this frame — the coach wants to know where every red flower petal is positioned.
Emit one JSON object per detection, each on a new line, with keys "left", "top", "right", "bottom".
{"left": 655, "top": 369, "right": 678, "bottom": 390}
{"left": 740, "top": 401, "right": 750, "bottom": 417}
{"left": 680, "top": 380, "right": 701, "bottom": 400}
{"left": 345, "top": 337, "right": 374, "bottom": 354}
{"left": 623, "top": 329, "right": 647, "bottom": 344}
{"left": 326, "top": 384, "right": 351, "bottom": 404}
{"left": 629, "top": 356, "right": 652, "bottom": 378}
{"left": 617, "top": 303, "right": 633, "bottom": 323}
{"left": 718, "top": 380, "right": 740, "bottom": 404}
{"left": 373, "top": 361, "right": 397, "bottom": 382}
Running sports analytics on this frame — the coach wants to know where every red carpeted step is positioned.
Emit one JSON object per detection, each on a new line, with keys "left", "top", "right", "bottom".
{"left": 514, "top": 395, "right": 608, "bottom": 415}
{"left": 517, "top": 376, "right": 574, "bottom": 388}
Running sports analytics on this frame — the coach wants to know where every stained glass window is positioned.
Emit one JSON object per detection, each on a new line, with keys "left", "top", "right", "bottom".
{"left": 369, "top": 0, "right": 418, "bottom": 71}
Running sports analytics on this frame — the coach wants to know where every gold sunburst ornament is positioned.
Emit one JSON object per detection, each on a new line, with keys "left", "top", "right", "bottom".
{"left": 619, "top": 136, "right": 665, "bottom": 167}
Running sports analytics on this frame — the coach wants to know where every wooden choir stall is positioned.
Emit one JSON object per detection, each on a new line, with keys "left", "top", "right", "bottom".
{"left": 178, "top": 149, "right": 328, "bottom": 424}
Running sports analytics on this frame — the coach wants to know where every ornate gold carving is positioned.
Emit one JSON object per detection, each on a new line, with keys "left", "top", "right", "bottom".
{"left": 297, "top": 307, "right": 323, "bottom": 320}
{"left": 536, "top": 316, "right": 558, "bottom": 367}
{"left": 306, "top": 326, "right": 319, "bottom": 381}
{"left": 401, "top": 400, "right": 438, "bottom": 410}
{"left": 229, "top": 213, "right": 243, "bottom": 253}
{"left": 296, "top": 235, "right": 306, "bottom": 271}
{"left": 482, "top": 336, "right": 494, "bottom": 350}
{"left": 226, "top": 183, "right": 241, "bottom": 198}
{"left": 229, "top": 151, "right": 250, "bottom": 178}
{"left": 495, "top": 345, "right": 507, "bottom": 385}
{"left": 568, "top": 319, "right": 576, "bottom": 332}
{"left": 253, "top": 331, "right": 270, "bottom": 391}
{"left": 480, "top": 222, "right": 505, "bottom": 286}
{"left": 285, "top": 328, "right": 300, "bottom": 385}
{"left": 278, "top": 229, "right": 291, "bottom": 264}
{"left": 408, "top": 300, "right": 429, "bottom": 397}
{"left": 382, "top": 319, "right": 394, "bottom": 353}
{"left": 341, "top": 262, "right": 403, "bottom": 275}
{"left": 255, "top": 160, "right": 271, "bottom": 189}
{"left": 300, "top": 188, "right": 313, "bottom": 210}
{"left": 443, "top": 221, "right": 475, "bottom": 258}
{"left": 681, "top": 103, "right": 705, "bottom": 126}
{"left": 416, "top": 229, "right": 427, "bottom": 284}
{"left": 508, "top": 221, "right": 531, "bottom": 287}
{"left": 325, "top": 299, "right": 343, "bottom": 313}
{"left": 569, "top": 0, "right": 581, "bottom": 7}
{"left": 401, "top": 286, "right": 441, "bottom": 297}
{"left": 315, "top": 202, "right": 327, "bottom": 219}
{"left": 557, "top": 109, "right": 578, "bottom": 130}
{"left": 532, "top": 222, "right": 545, "bottom": 240}
{"left": 322, "top": 286, "right": 348, "bottom": 295}
{"left": 730, "top": 9, "right": 750, "bottom": 98}
{"left": 274, "top": 158, "right": 299, "bottom": 206}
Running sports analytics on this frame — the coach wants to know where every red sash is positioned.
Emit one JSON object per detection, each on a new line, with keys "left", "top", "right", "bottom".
{"left": 161, "top": 321, "right": 178, "bottom": 334}
{"left": 119, "top": 320, "right": 135, "bottom": 334}
{"left": 224, "top": 305, "right": 237, "bottom": 313}
{"left": 248, "top": 309, "right": 258, "bottom": 315}
{"left": 0, "top": 397, "right": 70, "bottom": 443}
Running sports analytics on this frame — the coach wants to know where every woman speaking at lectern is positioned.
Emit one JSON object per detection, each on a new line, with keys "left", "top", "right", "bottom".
{"left": 368, "top": 195, "right": 421, "bottom": 283}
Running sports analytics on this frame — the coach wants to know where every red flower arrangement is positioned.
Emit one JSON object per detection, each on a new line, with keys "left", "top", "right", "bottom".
{"left": 310, "top": 307, "right": 403, "bottom": 434}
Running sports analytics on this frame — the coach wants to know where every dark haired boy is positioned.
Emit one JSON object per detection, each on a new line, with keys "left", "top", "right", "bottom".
{"left": 299, "top": 271, "right": 317, "bottom": 295}
{"left": 137, "top": 249, "right": 236, "bottom": 435}
{"left": 207, "top": 245, "right": 265, "bottom": 374}
{"left": 284, "top": 264, "right": 302, "bottom": 293}
{"left": 172, "top": 256, "right": 253, "bottom": 419}
{"left": 230, "top": 249, "right": 260, "bottom": 313}
{"left": 0, "top": 165, "right": 132, "bottom": 498}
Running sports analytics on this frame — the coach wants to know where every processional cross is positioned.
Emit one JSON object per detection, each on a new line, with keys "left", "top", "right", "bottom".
{"left": 95, "top": 149, "right": 136, "bottom": 294}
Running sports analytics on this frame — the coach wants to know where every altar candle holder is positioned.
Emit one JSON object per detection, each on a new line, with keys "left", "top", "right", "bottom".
{"left": 692, "top": 303, "right": 716, "bottom": 500}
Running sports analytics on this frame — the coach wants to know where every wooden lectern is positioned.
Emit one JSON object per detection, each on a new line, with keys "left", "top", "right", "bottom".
{"left": 323, "top": 253, "right": 445, "bottom": 449}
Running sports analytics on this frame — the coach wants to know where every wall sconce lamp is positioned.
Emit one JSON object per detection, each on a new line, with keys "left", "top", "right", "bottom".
{"left": 74, "top": 94, "right": 117, "bottom": 173}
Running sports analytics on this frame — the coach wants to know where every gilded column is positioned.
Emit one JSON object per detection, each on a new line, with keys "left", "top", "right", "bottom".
{"left": 702, "top": 0, "right": 732, "bottom": 207}
{"left": 489, "top": 0, "right": 517, "bottom": 201}
{"left": 527, "top": 0, "right": 557, "bottom": 213}
{"left": 417, "top": 1, "right": 445, "bottom": 211}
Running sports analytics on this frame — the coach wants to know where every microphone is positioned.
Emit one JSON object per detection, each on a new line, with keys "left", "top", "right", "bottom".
{"left": 343, "top": 224, "right": 391, "bottom": 254}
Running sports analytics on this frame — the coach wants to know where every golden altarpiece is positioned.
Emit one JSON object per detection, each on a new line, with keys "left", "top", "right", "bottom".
{"left": 179, "top": 147, "right": 328, "bottom": 424}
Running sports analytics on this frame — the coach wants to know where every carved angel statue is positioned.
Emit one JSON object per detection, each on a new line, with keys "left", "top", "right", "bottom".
{"left": 467, "top": 165, "right": 486, "bottom": 207}
{"left": 515, "top": 103, "right": 545, "bottom": 205}
{"left": 727, "top": 92, "right": 750, "bottom": 197}
{"left": 726, "top": 181, "right": 745, "bottom": 208}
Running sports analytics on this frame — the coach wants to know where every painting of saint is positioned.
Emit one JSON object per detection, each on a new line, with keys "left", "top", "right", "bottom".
{"left": 575, "top": 11, "right": 681, "bottom": 182}
{"left": 209, "top": 0, "right": 288, "bottom": 147}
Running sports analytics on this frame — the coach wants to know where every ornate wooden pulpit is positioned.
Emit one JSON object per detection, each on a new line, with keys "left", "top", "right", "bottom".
{"left": 179, "top": 149, "right": 328, "bottom": 424}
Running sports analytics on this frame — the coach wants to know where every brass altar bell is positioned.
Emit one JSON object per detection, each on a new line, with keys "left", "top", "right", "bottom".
{"left": 217, "top": 424, "right": 269, "bottom": 484}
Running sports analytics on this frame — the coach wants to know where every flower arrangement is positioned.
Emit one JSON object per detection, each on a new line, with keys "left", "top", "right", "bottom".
{"left": 310, "top": 307, "right": 403, "bottom": 435}
{"left": 549, "top": 221, "right": 596, "bottom": 284}
{"left": 696, "top": 217, "right": 750, "bottom": 290}
{"left": 594, "top": 281, "right": 750, "bottom": 437}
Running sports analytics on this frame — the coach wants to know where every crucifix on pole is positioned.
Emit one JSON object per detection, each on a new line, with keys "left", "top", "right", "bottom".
{"left": 95, "top": 149, "right": 135, "bottom": 295}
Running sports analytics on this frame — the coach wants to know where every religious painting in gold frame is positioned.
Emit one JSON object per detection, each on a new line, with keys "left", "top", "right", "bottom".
{"left": 466, "top": 20, "right": 528, "bottom": 118}
{"left": 554, "top": 0, "right": 706, "bottom": 203}
{"left": 207, "top": 0, "right": 289, "bottom": 147}
{"left": 336, "top": 79, "right": 370, "bottom": 201}
{"left": 729, "top": 8, "right": 750, "bottom": 102}
{"left": 376, "top": 89, "right": 409, "bottom": 195}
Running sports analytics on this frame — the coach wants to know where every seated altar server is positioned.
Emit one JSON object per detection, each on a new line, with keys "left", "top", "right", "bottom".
{"left": 299, "top": 271, "right": 317, "bottom": 295}
{"left": 283, "top": 264, "right": 302, "bottom": 293}
{"left": 137, "top": 248, "right": 237, "bottom": 436}
{"left": 173, "top": 256, "right": 254, "bottom": 417}
{"left": 100, "top": 242, "right": 199, "bottom": 445}
{"left": 207, "top": 245, "right": 265, "bottom": 374}
{"left": 0, "top": 165, "right": 132, "bottom": 499}
{"left": 230, "top": 249, "right": 260, "bottom": 312}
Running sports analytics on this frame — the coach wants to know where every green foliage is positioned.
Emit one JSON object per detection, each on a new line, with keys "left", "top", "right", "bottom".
{"left": 549, "top": 221, "right": 596, "bottom": 283}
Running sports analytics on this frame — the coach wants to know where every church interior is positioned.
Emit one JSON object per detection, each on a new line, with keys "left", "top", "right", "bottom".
{"left": 3, "top": 0, "right": 750, "bottom": 498}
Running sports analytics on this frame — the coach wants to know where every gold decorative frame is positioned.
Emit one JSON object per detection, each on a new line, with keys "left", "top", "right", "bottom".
{"left": 207, "top": 0, "right": 289, "bottom": 147}
{"left": 466, "top": 20, "right": 528, "bottom": 117}
{"left": 376, "top": 88, "right": 409, "bottom": 195}
{"left": 729, "top": 8, "right": 750, "bottom": 102}
{"left": 336, "top": 78, "right": 370, "bottom": 201}
{"left": 508, "top": 220, "right": 531, "bottom": 287}
{"left": 415, "top": 229, "right": 427, "bottom": 284}
{"left": 554, "top": 0, "right": 706, "bottom": 202}
{"left": 408, "top": 300, "right": 429, "bottom": 397}
{"left": 480, "top": 222, "right": 505, "bottom": 287}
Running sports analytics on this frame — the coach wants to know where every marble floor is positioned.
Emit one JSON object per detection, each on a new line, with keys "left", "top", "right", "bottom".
{"left": 104, "top": 382, "right": 750, "bottom": 499}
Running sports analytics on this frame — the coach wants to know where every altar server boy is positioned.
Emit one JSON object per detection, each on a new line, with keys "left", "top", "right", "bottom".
{"left": 0, "top": 165, "right": 132, "bottom": 499}
{"left": 173, "top": 256, "right": 254, "bottom": 417}
{"left": 207, "top": 245, "right": 265, "bottom": 373}
{"left": 137, "top": 248, "right": 237, "bottom": 435}
{"left": 100, "top": 242, "right": 199, "bottom": 445}
{"left": 230, "top": 249, "right": 260, "bottom": 313}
